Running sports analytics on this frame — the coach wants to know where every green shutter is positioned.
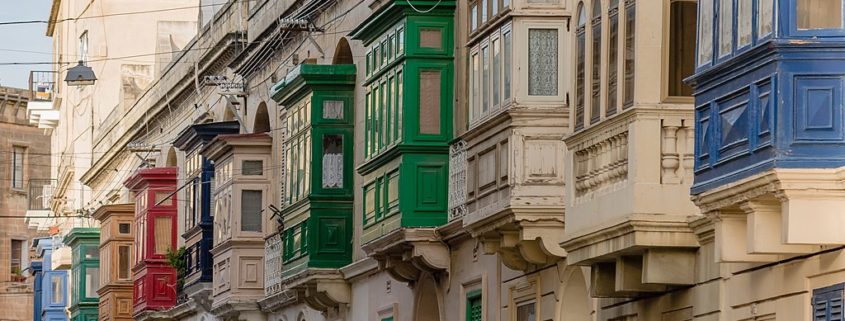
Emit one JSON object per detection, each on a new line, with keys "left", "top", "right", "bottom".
{"left": 467, "top": 290, "right": 482, "bottom": 321}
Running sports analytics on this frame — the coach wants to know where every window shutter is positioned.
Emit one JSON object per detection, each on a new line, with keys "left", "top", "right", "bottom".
{"left": 813, "top": 283, "right": 844, "bottom": 321}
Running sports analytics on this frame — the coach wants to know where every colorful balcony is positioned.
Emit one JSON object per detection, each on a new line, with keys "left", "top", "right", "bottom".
{"left": 64, "top": 228, "right": 100, "bottom": 321}
{"left": 92, "top": 204, "right": 135, "bottom": 321}
{"left": 36, "top": 238, "right": 68, "bottom": 321}
{"left": 201, "top": 133, "right": 271, "bottom": 320}
{"left": 124, "top": 167, "right": 178, "bottom": 317}
{"left": 689, "top": 0, "right": 845, "bottom": 262}
{"left": 560, "top": 0, "right": 700, "bottom": 297}
{"left": 258, "top": 63, "right": 355, "bottom": 314}
{"left": 173, "top": 121, "right": 240, "bottom": 297}
{"left": 350, "top": 0, "right": 455, "bottom": 283}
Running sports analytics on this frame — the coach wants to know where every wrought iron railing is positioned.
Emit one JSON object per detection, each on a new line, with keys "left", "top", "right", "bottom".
{"left": 28, "top": 179, "right": 54, "bottom": 210}
{"left": 264, "top": 233, "right": 283, "bottom": 296}
{"left": 448, "top": 140, "right": 468, "bottom": 221}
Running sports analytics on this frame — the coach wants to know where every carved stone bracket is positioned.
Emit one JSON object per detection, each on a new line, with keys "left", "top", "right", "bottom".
{"left": 469, "top": 209, "right": 567, "bottom": 271}
{"left": 362, "top": 228, "right": 450, "bottom": 283}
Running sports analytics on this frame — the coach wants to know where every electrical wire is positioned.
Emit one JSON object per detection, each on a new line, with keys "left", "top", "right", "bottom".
{"left": 0, "top": 1, "right": 254, "bottom": 26}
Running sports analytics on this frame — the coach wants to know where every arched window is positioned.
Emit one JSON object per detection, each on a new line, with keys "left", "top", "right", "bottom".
{"left": 607, "top": 0, "right": 620, "bottom": 116}
{"left": 332, "top": 38, "right": 354, "bottom": 65}
{"left": 575, "top": 3, "right": 587, "bottom": 130}
{"left": 623, "top": 0, "right": 636, "bottom": 107}
{"left": 253, "top": 102, "right": 270, "bottom": 133}
{"left": 590, "top": 0, "right": 602, "bottom": 124}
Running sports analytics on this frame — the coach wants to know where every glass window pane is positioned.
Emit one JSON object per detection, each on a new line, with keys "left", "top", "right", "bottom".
{"left": 576, "top": 25, "right": 586, "bottom": 129}
{"left": 241, "top": 190, "right": 262, "bottom": 232}
{"left": 419, "top": 70, "right": 442, "bottom": 134}
{"left": 118, "top": 245, "right": 130, "bottom": 280}
{"left": 322, "top": 135, "right": 344, "bottom": 189}
{"left": 698, "top": 0, "right": 714, "bottom": 66}
{"left": 471, "top": 52, "right": 479, "bottom": 121}
{"left": 623, "top": 0, "right": 636, "bottom": 106}
{"left": 482, "top": 44, "right": 490, "bottom": 113}
{"left": 154, "top": 216, "right": 171, "bottom": 255}
{"left": 718, "top": 0, "right": 733, "bottom": 57}
{"left": 798, "top": 0, "right": 843, "bottom": 29}
{"left": 85, "top": 267, "right": 99, "bottom": 298}
{"left": 591, "top": 19, "right": 602, "bottom": 121}
{"left": 516, "top": 302, "right": 536, "bottom": 321}
{"left": 471, "top": 4, "right": 479, "bottom": 31}
{"left": 323, "top": 100, "right": 344, "bottom": 120}
{"left": 119, "top": 223, "right": 130, "bottom": 234}
{"left": 737, "top": 0, "right": 753, "bottom": 47}
{"left": 493, "top": 38, "right": 501, "bottom": 108}
{"left": 420, "top": 29, "right": 442, "bottom": 49}
{"left": 528, "top": 29, "right": 559, "bottom": 96}
{"left": 242, "top": 160, "right": 263, "bottom": 176}
{"left": 11, "top": 146, "right": 23, "bottom": 189}
{"left": 84, "top": 246, "right": 99, "bottom": 260}
{"left": 607, "top": 5, "right": 619, "bottom": 116}
{"left": 758, "top": 0, "right": 774, "bottom": 36}
{"left": 669, "top": 1, "right": 697, "bottom": 96}
{"left": 503, "top": 29, "right": 512, "bottom": 100}
{"left": 51, "top": 275, "right": 62, "bottom": 304}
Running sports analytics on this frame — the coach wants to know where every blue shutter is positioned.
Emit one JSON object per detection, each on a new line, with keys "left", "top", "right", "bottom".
{"left": 814, "top": 283, "right": 844, "bottom": 321}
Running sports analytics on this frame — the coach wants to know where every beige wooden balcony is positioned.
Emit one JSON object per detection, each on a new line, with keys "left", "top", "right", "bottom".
{"left": 561, "top": 107, "right": 700, "bottom": 297}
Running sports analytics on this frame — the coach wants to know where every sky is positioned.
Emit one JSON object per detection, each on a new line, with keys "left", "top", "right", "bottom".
{"left": 0, "top": 0, "right": 53, "bottom": 89}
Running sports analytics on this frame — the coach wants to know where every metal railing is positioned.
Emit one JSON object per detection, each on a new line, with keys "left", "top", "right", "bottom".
{"left": 28, "top": 179, "right": 54, "bottom": 210}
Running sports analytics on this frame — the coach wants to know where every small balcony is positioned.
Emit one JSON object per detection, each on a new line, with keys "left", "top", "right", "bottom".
{"left": 561, "top": 108, "right": 700, "bottom": 297}
{"left": 25, "top": 71, "right": 59, "bottom": 129}
{"left": 26, "top": 179, "right": 55, "bottom": 231}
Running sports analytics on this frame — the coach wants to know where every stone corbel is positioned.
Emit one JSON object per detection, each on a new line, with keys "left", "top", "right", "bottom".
{"left": 304, "top": 279, "right": 351, "bottom": 313}
{"left": 740, "top": 199, "right": 817, "bottom": 254}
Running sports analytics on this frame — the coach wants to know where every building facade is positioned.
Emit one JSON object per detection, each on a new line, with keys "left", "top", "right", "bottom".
{"left": 30, "top": 1, "right": 845, "bottom": 321}
{"left": 0, "top": 85, "right": 51, "bottom": 321}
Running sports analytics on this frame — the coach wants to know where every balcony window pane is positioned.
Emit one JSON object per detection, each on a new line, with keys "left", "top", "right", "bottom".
{"left": 607, "top": 0, "right": 619, "bottom": 116}
{"left": 471, "top": 4, "right": 479, "bottom": 31}
{"left": 482, "top": 44, "right": 490, "bottom": 113}
{"left": 669, "top": 0, "right": 697, "bottom": 97}
{"left": 118, "top": 245, "right": 130, "bottom": 280}
{"left": 798, "top": 0, "right": 843, "bottom": 29}
{"left": 119, "top": 223, "right": 130, "bottom": 234}
{"left": 242, "top": 160, "right": 263, "bottom": 176}
{"left": 420, "top": 29, "right": 443, "bottom": 49}
{"left": 576, "top": 5, "right": 586, "bottom": 129}
{"left": 591, "top": 19, "right": 602, "bottom": 121}
{"left": 85, "top": 267, "right": 99, "bottom": 298}
{"left": 758, "top": 0, "right": 773, "bottom": 36}
{"left": 718, "top": 0, "right": 733, "bottom": 57}
{"left": 623, "top": 0, "right": 636, "bottom": 106}
{"left": 323, "top": 100, "right": 344, "bottom": 120}
{"left": 419, "top": 70, "right": 442, "bottom": 135}
{"left": 698, "top": 0, "right": 714, "bottom": 65}
{"left": 737, "top": 0, "right": 753, "bottom": 47}
{"left": 503, "top": 28, "right": 512, "bottom": 100}
{"left": 471, "top": 52, "right": 480, "bottom": 121}
{"left": 154, "top": 217, "right": 171, "bottom": 255}
{"left": 528, "top": 29, "right": 559, "bottom": 96}
{"left": 492, "top": 37, "right": 501, "bottom": 108}
{"left": 51, "top": 275, "right": 62, "bottom": 303}
{"left": 84, "top": 245, "right": 99, "bottom": 260}
{"left": 241, "top": 190, "right": 263, "bottom": 232}
{"left": 11, "top": 146, "right": 24, "bottom": 189}
{"left": 322, "top": 135, "right": 343, "bottom": 189}
{"left": 516, "top": 302, "right": 536, "bottom": 321}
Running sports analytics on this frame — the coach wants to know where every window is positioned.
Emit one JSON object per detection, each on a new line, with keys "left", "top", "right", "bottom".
{"left": 591, "top": 1, "right": 602, "bottom": 122}
{"left": 119, "top": 223, "right": 130, "bottom": 234}
{"left": 84, "top": 245, "right": 98, "bottom": 260}
{"left": 798, "top": 0, "right": 843, "bottom": 30}
{"left": 466, "top": 290, "right": 482, "bottom": 321}
{"left": 282, "top": 221, "right": 307, "bottom": 262}
{"left": 419, "top": 70, "right": 442, "bottom": 135}
{"left": 471, "top": 51, "right": 480, "bottom": 121}
{"left": 737, "top": 0, "right": 753, "bottom": 47}
{"left": 758, "top": 0, "right": 774, "bottom": 37}
{"left": 607, "top": 0, "right": 620, "bottom": 116}
{"left": 812, "top": 283, "right": 844, "bottom": 321}
{"left": 528, "top": 29, "right": 559, "bottom": 96}
{"left": 323, "top": 100, "right": 344, "bottom": 120}
{"left": 668, "top": 0, "right": 697, "bottom": 97}
{"left": 503, "top": 26, "right": 512, "bottom": 101}
{"left": 698, "top": 0, "right": 714, "bottom": 66}
{"left": 11, "top": 146, "right": 24, "bottom": 189}
{"left": 322, "top": 135, "right": 344, "bottom": 188}
{"left": 118, "top": 245, "right": 130, "bottom": 280}
{"left": 285, "top": 98, "right": 312, "bottom": 204}
{"left": 718, "top": 0, "right": 732, "bottom": 58}
{"left": 10, "top": 240, "right": 22, "bottom": 277}
{"left": 154, "top": 216, "right": 172, "bottom": 255}
{"left": 472, "top": 3, "right": 479, "bottom": 32}
{"left": 79, "top": 31, "right": 89, "bottom": 63}
{"left": 242, "top": 160, "right": 264, "bottom": 176}
{"left": 516, "top": 301, "right": 536, "bottom": 321}
{"left": 576, "top": 5, "right": 587, "bottom": 130}
{"left": 623, "top": 0, "right": 636, "bottom": 107}
{"left": 51, "top": 275, "right": 63, "bottom": 304}
{"left": 482, "top": 43, "right": 490, "bottom": 113}
{"left": 492, "top": 37, "right": 501, "bottom": 108}
{"left": 241, "top": 190, "right": 262, "bottom": 232}
{"left": 85, "top": 267, "right": 99, "bottom": 298}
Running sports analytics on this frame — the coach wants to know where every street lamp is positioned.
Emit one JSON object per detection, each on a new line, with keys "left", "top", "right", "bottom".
{"left": 65, "top": 60, "right": 97, "bottom": 86}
